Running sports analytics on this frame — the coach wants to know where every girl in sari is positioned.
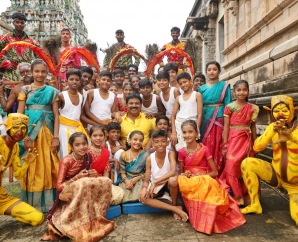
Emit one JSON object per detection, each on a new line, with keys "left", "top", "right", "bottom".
{"left": 198, "top": 61, "right": 232, "bottom": 176}
{"left": 88, "top": 124, "right": 124, "bottom": 205}
{"left": 115, "top": 130, "right": 151, "bottom": 203}
{"left": 117, "top": 82, "right": 134, "bottom": 114}
{"left": 17, "top": 59, "right": 60, "bottom": 212}
{"left": 220, "top": 80, "right": 259, "bottom": 204}
{"left": 178, "top": 120, "right": 246, "bottom": 235}
{"left": 42, "top": 132, "right": 116, "bottom": 242}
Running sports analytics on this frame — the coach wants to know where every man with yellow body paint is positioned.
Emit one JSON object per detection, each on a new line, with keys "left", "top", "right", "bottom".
{"left": 241, "top": 95, "right": 298, "bottom": 225}
{"left": 0, "top": 113, "right": 43, "bottom": 226}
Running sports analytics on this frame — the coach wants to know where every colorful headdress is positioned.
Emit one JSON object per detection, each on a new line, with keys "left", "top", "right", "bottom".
{"left": 263, "top": 95, "right": 298, "bottom": 121}
{"left": 4, "top": 113, "right": 30, "bottom": 134}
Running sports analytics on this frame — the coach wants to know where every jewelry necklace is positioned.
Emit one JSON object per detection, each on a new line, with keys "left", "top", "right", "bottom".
{"left": 68, "top": 91, "right": 78, "bottom": 97}
{"left": 185, "top": 144, "right": 199, "bottom": 158}
{"left": 108, "top": 141, "right": 116, "bottom": 148}
{"left": 99, "top": 89, "right": 108, "bottom": 95}
{"left": 143, "top": 95, "right": 152, "bottom": 102}
{"left": 130, "top": 149, "right": 140, "bottom": 162}
{"left": 31, "top": 83, "right": 45, "bottom": 89}
{"left": 163, "top": 87, "right": 170, "bottom": 95}
{"left": 90, "top": 145, "right": 102, "bottom": 154}
{"left": 72, "top": 153, "right": 83, "bottom": 162}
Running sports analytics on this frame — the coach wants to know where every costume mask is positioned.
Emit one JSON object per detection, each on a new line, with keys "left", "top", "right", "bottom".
{"left": 5, "top": 113, "right": 30, "bottom": 139}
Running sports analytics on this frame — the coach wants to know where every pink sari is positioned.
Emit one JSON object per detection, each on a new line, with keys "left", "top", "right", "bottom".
{"left": 178, "top": 144, "right": 246, "bottom": 235}
{"left": 220, "top": 103, "right": 257, "bottom": 198}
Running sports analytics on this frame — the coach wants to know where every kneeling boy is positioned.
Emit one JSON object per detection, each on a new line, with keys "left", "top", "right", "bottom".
{"left": 138, "top": 130, "right": 188, "bottom": 222}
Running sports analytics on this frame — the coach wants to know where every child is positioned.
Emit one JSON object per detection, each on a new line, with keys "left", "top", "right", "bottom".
{"left": 156, "top": 71, "right": 180, "bottom": 119}
{"left": 58, "top": 69, "right": 89, "bottom": 159}
{"left": 17, "top": 59, "right": 60, "bottom": 212}
{"left": 115, "top": 131, "right": 151, "bottom": 203}
{"left": 81, "top": 67, "right": 94, "bottom": 91}
{"left": 106, "top": 122, "right": 127, "bottom": 182}
{"left": 109, "top": 83, "right": 118, "bottom": 96}
{"left": 220, "top": 80, "right": 259, "bottom": 204}
{"left": 164, "top": 63, "right": 179, "bottom": 88}
{"left": 156, "top": 115, "right": 172, "bottom": 151}
{"left": 177, "top": 120, "right": 246, "bottom": 235}
{"left": 139, "top": 129, "right": 188, "bottom": 222}
{"left": 139, "top": 79, "right": 165, "bottom": 124}
{"left": 171, "top": 72, "right": 202, "bottom": 151}
{"left": 198, "top": 61, "right": 232, "bottom": 175}
{"left": 84, "top": 70, "right": 121, "bottom": 128}
{"left": 130, "top": 75, "right": 141, "bottom": 94}
{"left": 87, "top": 65, "right": 99, "bottom": 90}
{"left": 193, "top": 72, "right": 206, "bottom": 91}
{"left": 117, "top": 82, "right": 134, "bottom": 113}
{"left": 113, "top": 69, "right": 125, "bottom": 98}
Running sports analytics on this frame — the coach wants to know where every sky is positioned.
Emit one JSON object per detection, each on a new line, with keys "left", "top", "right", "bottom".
{"left": 0, "top": 0, "right": 194, "bottom": 68}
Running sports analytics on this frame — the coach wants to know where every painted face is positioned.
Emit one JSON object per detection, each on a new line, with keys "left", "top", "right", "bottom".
{"left": 156, "top": 78, "right": 169, "bottom": 90}
{"left": 127, "top": 98, "right": 141, "bottom": 115}
{"left": 131, "top": 77, "right": 140, "bottom": 89}
{"left": 71, "top": 136, "right": 88, "bottom": 157}
{"left": 67, "top": 74, "right": 81, "bottom": 90}
{"left": 90, "top": 128, "right": 105, "bottom": 148}
{"left": 206, "top": 64, "right": 220, "bottom": 80}
{"left": 272, "top": 103, "right": 291, "bottom": 121}
{"left": 99, "top": 76, "right": 112, "bottom": 90}
{"left": 129, "top": 133, "right": 144, "bottom": 150}
{"left": 139, "top": 85, "right": 152, "bottom": 97}
{"left": 9, "top": 124, "right": 27, "bottom": 141}
{"left": 109, "top": 85, "right": 118, "bottom": 95}
{"left": 171, "top": 31, "right": 180, "bottom": 41}
{"left": 234, "top": 83, "right": 249, "bottom": 101}
{"left": 156, "top": 119, "right": 169, "bottom": 131}
{"left": 61, "top": 30, "right": 71, "bottom": 42}
{"left": 107, "top": 129, "right": 121, "bottom": 142}
{"left": 81, "top": 72, "right": 92, "bottom": 87}
{"left": 182, "top": 124, "right": 197, "bottom": 144}
{"left": 168, "top": 70, "right": 177, "bottom": 83}
{"left": 31, "top": 64, "right": 47, "bottom": 83}
{"left": 123, "top": 85, "right": 134, "bottom": 98}
{"left": 152, "top": 136, "right": 169, "bottom": 152}
{"left": 13, "top": 18, "right": 25, "bottom": 32}
{"left": 178, "top": 78, "right": 192, "bottom": 92}
{"left": 114, "top": 74, "right": 125, "bottom": 86}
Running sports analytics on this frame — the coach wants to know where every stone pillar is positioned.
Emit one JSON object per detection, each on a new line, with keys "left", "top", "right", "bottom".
{"left": 224, "top": 8, "right": 229, "bottom": 49}
{"left": 244, "top": 0, "right": 251, "bottom": 30}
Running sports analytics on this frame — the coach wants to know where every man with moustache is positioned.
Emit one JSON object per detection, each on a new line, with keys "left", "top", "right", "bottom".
{"left": 120, "top": 93, "right": 156, "bottom": 148}
{"left": 103, "top": 29, "right": 140, "bottom": 77}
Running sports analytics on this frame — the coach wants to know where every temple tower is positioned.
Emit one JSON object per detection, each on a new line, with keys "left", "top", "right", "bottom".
{"left": 1, "top": 0, "right": 88, "bottom": 45}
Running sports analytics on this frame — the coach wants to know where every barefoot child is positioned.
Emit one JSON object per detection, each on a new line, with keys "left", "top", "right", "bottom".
{"left": 106, "top": 122, "right": 127, "bottom": 182}
{"left": 220, "top": 80, "right": 259, "bottom": 204}
{"left": 171, "top": 72, "right": 202, "bottom": 151}
{"left": 177, "top": 120, "right": 246, "bottom": 234}
{"left": 156, "top": 71, "right": 180, "bottom": 119}
{"left": 115, "top": 131, "right": 151, "bottom": 203}
{"left": 139, "top": 129, "right": 188, "bottom": 222}
{"left": 84, "top": 70, "right": 121, "bottom": 128}
{"left": 58, "top": 69, "right": 89, "bottom": 159}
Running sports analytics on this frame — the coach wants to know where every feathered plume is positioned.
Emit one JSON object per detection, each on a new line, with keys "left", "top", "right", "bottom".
{"left": 185, "top": 38, "right": 200, "bottom": 73}
{"left": 84, "top": 41, "right": 98, "bottom": 56}
{"left": 41, "top": 36, "right": 61, "bottom": 64}
{"left": 144, "top": 43, "right": 159, "bottom": 64}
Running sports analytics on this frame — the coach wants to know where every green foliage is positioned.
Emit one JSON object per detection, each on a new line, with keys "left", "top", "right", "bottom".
{"left": 145, "top": 43, "right": 159, "bottom": 63}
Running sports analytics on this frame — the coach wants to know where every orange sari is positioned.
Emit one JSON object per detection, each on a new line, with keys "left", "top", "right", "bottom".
{"left": 178, "top": 144, "right": 246, "bottom": 235}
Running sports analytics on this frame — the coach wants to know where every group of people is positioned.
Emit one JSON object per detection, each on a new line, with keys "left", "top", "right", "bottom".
{"left": 0, "top": 11, "right": 298, "bottom": 242}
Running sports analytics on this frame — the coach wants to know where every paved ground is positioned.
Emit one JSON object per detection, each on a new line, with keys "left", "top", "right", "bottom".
{"left": 0, "top": 178, "right": 297, "bottom": 241}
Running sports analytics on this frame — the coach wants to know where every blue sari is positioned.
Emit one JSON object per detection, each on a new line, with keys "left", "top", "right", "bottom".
{"left": 19, "top": 85, "right": 60, "bottom": 212}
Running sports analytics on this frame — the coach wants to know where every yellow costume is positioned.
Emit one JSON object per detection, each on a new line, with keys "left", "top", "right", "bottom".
{"left": 241, "top": 95, "right": 298, "bottom": 225}
{"left": 0, "top": 113, "right": 43, "bottom": 226}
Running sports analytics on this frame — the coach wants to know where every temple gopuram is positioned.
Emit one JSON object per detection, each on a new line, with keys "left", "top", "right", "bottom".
{"left": 1, "top": 0, "right": 88, "bottom": 45}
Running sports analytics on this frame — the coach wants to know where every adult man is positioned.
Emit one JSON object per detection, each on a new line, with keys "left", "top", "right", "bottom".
{"left": 120, "top": 93, "right": 156, "bottom": 147}
{"left": 0, "top": 12, "right": 39, "bottom": 85}
{"left": 60, "top": 28, "right": 72, "bottom": 52}
{"left": 127, "top": 64, "right": 138, "bottom": 78}
{"left": 103, "top": 29, "right": 140, "bottom": 77}
{"left": 0, "top": 113, "right": 43, "bottom": 226}
{"left": 161, "top": 27, "right": 187, "bottom": 72}
{"left": 241, "top": 95, "right": 298, "bottom": 225}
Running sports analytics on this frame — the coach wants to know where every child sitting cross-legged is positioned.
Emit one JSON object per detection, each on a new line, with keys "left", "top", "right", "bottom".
{"left": 106, "top": 122, "right": 127, "bottom": 183}
{"left": 139, "top": 129, "right": 188, "bottom": 222}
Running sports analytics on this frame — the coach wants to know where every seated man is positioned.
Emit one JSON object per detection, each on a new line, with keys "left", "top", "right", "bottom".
{"left": 0, "top": 113, "right": 43, "bottom": 226}
{"left": 139, "top": 129, "right": 188, "bottom": 222}
{"left": 241, "top": 95, "right": 298, "bottom": 225}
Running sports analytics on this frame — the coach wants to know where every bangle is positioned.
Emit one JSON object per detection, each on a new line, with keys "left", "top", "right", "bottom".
{"left": 52, "top": 136, "right": 59, "bottom": 139}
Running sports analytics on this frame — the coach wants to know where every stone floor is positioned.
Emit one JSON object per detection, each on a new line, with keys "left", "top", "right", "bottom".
{"left": 0, "top": 183, "right": 297, "bottom": 242}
